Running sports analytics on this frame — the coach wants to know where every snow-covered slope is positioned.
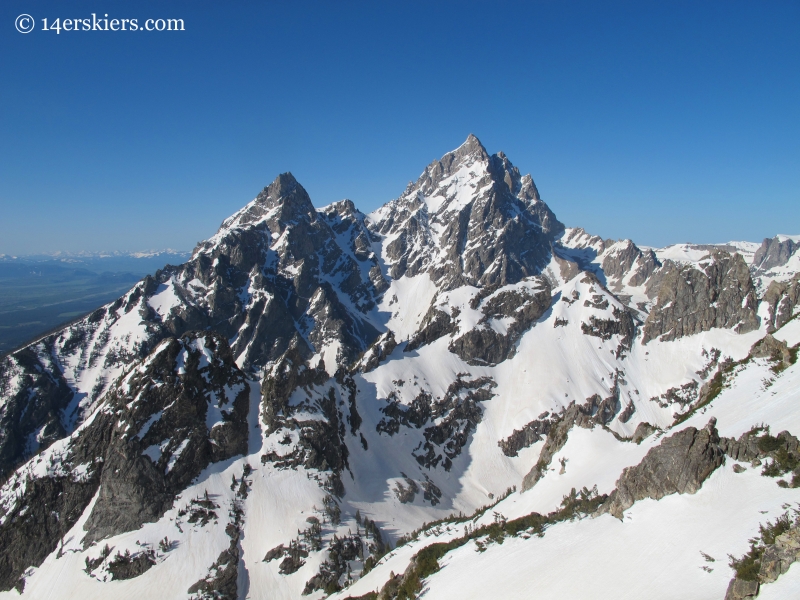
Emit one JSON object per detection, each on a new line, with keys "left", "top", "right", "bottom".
{"left": 1, "top": 135, "right": 799, "bottom": 600}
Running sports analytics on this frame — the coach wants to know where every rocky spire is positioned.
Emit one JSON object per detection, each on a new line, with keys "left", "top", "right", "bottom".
{"left": 194, "top": 172, "right": 317, "bottom": 258}
{"left": 234, "top": 172, "right": 317, "bottom": 233}
{"left": 454, "top": 133, "right": 490, "bottom": 161}
{"left": 253, "top": 172, "right": 316, "bottom": 225}
{"left": 369, "top": 135, "right": 563, "bottom": 289}
{"left": 411, "top": 134, "right": 491, "bottom": 197}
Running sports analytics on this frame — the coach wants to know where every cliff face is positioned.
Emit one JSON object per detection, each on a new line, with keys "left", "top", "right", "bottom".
{"left": 642, "top": 251, "right": 760, "bottom": 344}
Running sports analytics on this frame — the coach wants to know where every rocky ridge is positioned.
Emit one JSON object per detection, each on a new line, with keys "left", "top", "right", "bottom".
{"left": 0, "top": 136, "right": 799, "bottom": 599}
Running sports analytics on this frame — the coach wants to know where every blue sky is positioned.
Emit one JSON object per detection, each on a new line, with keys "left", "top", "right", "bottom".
{"left": 1, "top": 0, "right": 798, "bottom": 254}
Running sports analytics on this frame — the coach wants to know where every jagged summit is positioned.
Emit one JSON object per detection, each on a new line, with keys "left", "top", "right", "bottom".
{"left": 445, "top": 132, "right": 490, "bottom": 164}
{"left": 408, "top": 134, "right": 533, "bottom": 210}
{"left": 195, "top": 172, "right": 316, "bottom": 257}
{"left": 2, "top": 137, "right": 800, "bottom": 600}
{"left": 368, "top": 135, "right": 562, "bottom": 288}
{"left": 252, "top": 172, "right": 317, "bottom": 229}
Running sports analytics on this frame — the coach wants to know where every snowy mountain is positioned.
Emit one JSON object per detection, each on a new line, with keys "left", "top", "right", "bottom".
{"left": 0, "top": 250, "right": 191, "bottom": 272}
{"left": 1, "top": 135, "right": 799, "bottom": 600}
{"left": 0, "top": 251, "right": 192, "bottom": 357}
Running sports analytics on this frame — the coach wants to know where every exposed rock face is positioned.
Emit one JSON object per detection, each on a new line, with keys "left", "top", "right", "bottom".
{"left": 84, "top": 332, "right": 250, "bottom": 544}
{"left": 723, "top": 514, "right": 800, "bottom": 599}
{"left": 356, "top": 331, "right": 398, "bottom": 373}
{"left": 0, "top": 467, "right": 101, "bottom": 591}
{"left": 449, "top": 278, "right": 552, "bottom": 365}
{"left": 394, "top": 475, "right": 419, "bottom": 504}
{"left": 601, "top": 240, "right": 661, "bottom": 289}
{"left": 758, "top": 526, "right": 800, "bottom": 584}
{"left": 555, "top": 231, "right": 663, "bottom": 299}
{"left": 0, "top": 331, "right": 249, "bottom": 590}
{"left": 651, "top": 381, "right": 699, "bottom": 409}
{"left": 0, "top": 343, "right": 76, "bottom": 482}
{"left": 405, "top": 307, "right": 456, "bottom": 352}
{"left": 107, "top": 550, "right": 156, "bottom": 581}
{"left": 260, "top": 352, "right": 349, "bottom": 475}
{"left": 749, "top": 334, "right": 792, "bottom": 368}
{"left": 558, "top": 227, "right": 606, "bottom": 252}
{"left": 642, "top": 251, "right": 760, "bottom": 344}
{"left": 499, "top": 376, "right": 638, "bottom": 460}
{"left": 302, "top": 532, "right": 365, "bottom": 594}
{"left": 520, "top": 386, "right": 627, "bottom": 492}
{"left": 521, "top": 405, "right": 581, "bottom": 492}
{"left": 368, "top": 135, "right": 564, "bottom": 291}
{"left": 412, "top": 376, "right": 496, "bottom": 470}
{"left": 260, "top": 348, "right": 329, "bottom": 435}
{"left": 581, "top": 306, "right": 637, "bottom": 356}
{"left": 720, "top": 427, "right": 800, "bottom": 467}
{"left": 597, "top": 419, "right": 724, "bottom": 519}
{"left": 724, "top": 578, "right": 760, "bottom": 600}
{"left": 377, "top": 375, "right": 496, "bottom": 471}
{"left": 499, "top": 413, "right": 555, "bottom": 457}
{"left": 376, "top": 391, "right": 433, "bottom": 435}
{"left": 631, "top": 422, "right": 656, "bottom": 444}
{"left": 188, "top": 471, "right": 248, "bottom": 600}
{"left": 189, "top": 178, "right": 384, "bottom": 369}
{"left": 753, "top": 236, "right": 798, "bottom": 273}
{"left": 762, "top": 274, "right": 800, "bottom": 332}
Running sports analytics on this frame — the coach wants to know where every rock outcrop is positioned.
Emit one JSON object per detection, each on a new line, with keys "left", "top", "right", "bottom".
{"left": 724, "top": 578, "right": 760, "bottom": 600}
{"left": 405, "top": 307, "right": 456, "bottom": 352}
{"left": 601, "top": 240, "right": 661, "bottom": 289}
{"left": 642, "top": 251, "right": 759, "bottom": 343}
{"left": 357, "top": 332, "right": 398, "bottom": 373}
{"left": 259, "top": 351, "right": 349, "bottom": 475}
{"left": 753, "top": 236, "right": 798, "bottom": 273}
{"left": 758, "top": 526, "right": 800, "bottom": 584}
{"left": 521, "top": 385, "right": 627, "bottom": 492}
{"left": 449, "top": 278, "right": 552, "bottom": 365}
{"left": 749, "top": 334, "right": 792, "bottom": 368}
{"left": 597, "top": 419, "right": 724, "bottom": 519}
{"left": 761, "top": 274, "right": 800, "bottom": 332}
{"left": 377, "top": 375, "right": 497, "bottom": 471}
{"left": 0, "top": 342, "right": 76, "bottom": 482}
{"left": 499, "top": 412, "right": 555, "bottom": 457}
{"left": 724, "top": 515, "right": 800, "bottom": 600}
{"left": 0, "top": 331, "right": 249, "bottom": 591}
{"left": 581, "top": 306, "right": 638, "bottom": 357}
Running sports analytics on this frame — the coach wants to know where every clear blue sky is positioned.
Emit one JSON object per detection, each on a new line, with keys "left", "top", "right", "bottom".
{"left": 1, "top": 0, "right": 798, "bottom": 254}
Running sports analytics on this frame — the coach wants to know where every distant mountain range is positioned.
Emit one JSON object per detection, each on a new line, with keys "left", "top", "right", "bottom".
{"left": 0, "top": 251, "right": 191, "bottom": 356}
{"left": 0, "top": 249, "right": 190, "bottom": 273}
{"left": 0, "top": 136, "right": 799, "bottom": 600}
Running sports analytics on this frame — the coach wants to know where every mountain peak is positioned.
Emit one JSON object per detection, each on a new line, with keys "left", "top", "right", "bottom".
{"left": 265, "top": 171, "right": 298, "bottom": 197}
{"left": 195, "top": 173, "right": 316, "bottom": 257}
{"left": 367, "top": 136, "right": 563, "bottom": 289}
{"left": 243, "top": 171, "right": 316, "bottom": 226}
{"left": 6, "top": 136, "right": 800, "bottom": 600}
{"left": 406, "top": 135, "right": 491, "bottom": 200}
{"left": 459, "top": 133, "right": 488, "bottom": 156}
{"left": 448, "top": 133, "right": 490, "bottom": 165}
{"left": 255, "top": 172, "right": 313, "bottom": 214}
